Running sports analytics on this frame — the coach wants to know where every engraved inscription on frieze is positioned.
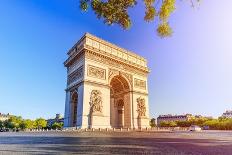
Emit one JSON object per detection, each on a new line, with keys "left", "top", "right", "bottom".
{"left": 87, "top": 65, "right": 106, "bottom": 80}
{"left": 67, "top": 66, "right": 83, "bottom": 85}
{"left": 134, "top": 78, "right": 146, "bottom": 90}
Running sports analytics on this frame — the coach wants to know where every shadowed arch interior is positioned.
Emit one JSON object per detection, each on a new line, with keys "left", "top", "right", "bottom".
{"left": 110, "top": 75, "right": 130, "bottom": 95}
{"left": 110, "top": 75, "right": 131, "bottom": 128}
{"left": 71, "top": 91, "right": 78, "bottom": 127}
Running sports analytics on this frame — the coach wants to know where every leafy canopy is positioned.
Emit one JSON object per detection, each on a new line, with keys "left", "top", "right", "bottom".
{"left": 52, "top": 122, "right": 64, "bottom": 130}
{"left": 34, "top": 118, "right": 47, "bottom": 129}
{"left": 80, "top": 0, "right": 200, "bottom": 37}
{"left": 150, "top": 118, "right": 156, "bottom": 127}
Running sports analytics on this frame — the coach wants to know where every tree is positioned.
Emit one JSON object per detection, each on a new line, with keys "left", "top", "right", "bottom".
{"left": 24, "top": 119, "right": 35, "bottom": 129}
{"left": 52, "top": 122, "right": 63, "bottom": 130}
{"left": 160, "top": 121, "right": 170, "bottom": 127}
{"left": 34, "top": 118, "right": 47, "bottom": 129}
{"left": 169, "top": 121, "right": 177, "bottom": 127}
{"left": 150, "top": 118, "right": 156, "bottom": 127}
{"left": 20, "top": 119, "right": 35, "bottom": 130}
{"left": 203, "top": 119, "right": 219, "bottom": 130}
{"left": 4, "top": 120, "right": 14, "bottom": 129}
{"left": 176, "top": 120, "right": 191, "bottom": 127}
{"left": 0, "top": 120, "right": 3, "bottom": 129}
{"left": 79, "top": 0, "right": 200, "bottom": 37}
{"left": 4, "top": 116, "right": 23, "bottom": 129}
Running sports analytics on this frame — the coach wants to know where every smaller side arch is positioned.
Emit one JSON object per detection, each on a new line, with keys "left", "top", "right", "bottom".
{"left": 70, "top": 90, "right": 78, "bottom": 127}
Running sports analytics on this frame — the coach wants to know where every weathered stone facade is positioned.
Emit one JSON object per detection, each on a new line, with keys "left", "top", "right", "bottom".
{"left": 64, "top": 33, "right": 150, "bottom": 129}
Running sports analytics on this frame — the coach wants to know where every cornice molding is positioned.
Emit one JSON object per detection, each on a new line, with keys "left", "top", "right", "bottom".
{"left": 64, "top": 33, "right": 150, "bottom": 72}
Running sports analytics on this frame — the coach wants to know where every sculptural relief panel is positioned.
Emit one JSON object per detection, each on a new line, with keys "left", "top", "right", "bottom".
{"left": 134, "top": 78, "right": 146, "bottom": 90}
{"left": 89, "top": 90, "right": 103, "bottom": 115}
{"left": 87, "top": 65, "right": 106, "bottom": 80}
{"left": 136, "top": 97, "right": 146, "bottom": 117}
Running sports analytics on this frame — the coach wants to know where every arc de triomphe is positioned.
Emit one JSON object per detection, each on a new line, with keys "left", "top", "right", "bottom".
{"left": 64, "top": 33, "right": 150, "bottom": 129}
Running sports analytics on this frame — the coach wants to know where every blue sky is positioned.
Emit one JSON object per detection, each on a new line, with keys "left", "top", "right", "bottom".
{"left": 0, "top": 0, "right": 231, "bottom": 119}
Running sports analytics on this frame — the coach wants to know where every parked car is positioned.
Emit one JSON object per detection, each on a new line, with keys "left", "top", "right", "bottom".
{"left": 189, "top": 125, "right": 202, "bottom": 132}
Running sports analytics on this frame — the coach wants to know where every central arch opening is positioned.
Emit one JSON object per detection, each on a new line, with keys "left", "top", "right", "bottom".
{"left": 110, "top": 75, "right": 131, "bottom": 128}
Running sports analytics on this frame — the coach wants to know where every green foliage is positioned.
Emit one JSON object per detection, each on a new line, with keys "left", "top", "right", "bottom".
{"left": 157, "top": 22, "right": 172, "bottom": 37}
{"left": 160, "top": 121, "right": 177, "bottom": 127}
{"left": 22, "top": 119, "right": 35, "bottom": 130}
{"left": 4, "top": 120, "right": 14, "bottom": 129}
{"left": 144, "top": 0, "right": 156, "bottom": 22}
{"left": 1, "top": 116, "right": 50, "bottom": 130}
{"left": 52, "top": 122, "right": 63, "bottom": 130}
{"left": 169, "top": 121, "right": 177, "bottom": 127}
{"left": 150, "top": 118, "right": 156, "bottom": 127}
{"left": 79, "top": 0, "right": 200, "bottom": 37}
{"left": 0, "top": 120, "right": 3, "bottom": 128}
{"left": 159, "top": 0, "right": 176, "bottom": 21}
{"left": 5, "top": 116, "right": 23, "bottom": 129}
{"left": 34, "top": 118, "right": 47, "bottom": 129}
{"left": 159, "top": 117, "right": 232, "bottom": 130}
{"left": 203, "top": 118, "right": 232, "bottom": 130}
{"left": 176, "top": 120, "right": 191, "bottom": 127}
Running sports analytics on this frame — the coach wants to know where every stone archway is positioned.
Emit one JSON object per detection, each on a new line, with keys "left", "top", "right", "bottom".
{"left": 110, "top": 75, "right": 131, "bottom": 128}
{"left": 70, "top": 91, "right": 78, "bottom": 127}
{"left": 64, "top": 33, "right": 150, "bottom": 129}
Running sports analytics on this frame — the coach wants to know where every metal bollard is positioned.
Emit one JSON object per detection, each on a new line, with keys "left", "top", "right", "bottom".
{"left": 99, "top": 128, "right": 101, "bottom": 131}
{"left": 106, "top": 128, "right": 108, "bottom": 132}
{"left": 120, "top": 128, "right": 122, "bottom": 132}
{"left": 92, "top": 128, "right": 95, "bottom": 131}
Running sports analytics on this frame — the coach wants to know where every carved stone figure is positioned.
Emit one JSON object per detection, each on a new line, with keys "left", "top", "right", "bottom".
{"left": 89, "top": 90, "right": 103, "bottom": 114}
{"left": 137, "top": 97, "right": 146, "bottom": 117}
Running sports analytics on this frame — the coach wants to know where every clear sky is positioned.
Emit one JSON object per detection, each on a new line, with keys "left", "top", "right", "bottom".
{"left": 0, "top": 0, "right": 231, "bottom": 119}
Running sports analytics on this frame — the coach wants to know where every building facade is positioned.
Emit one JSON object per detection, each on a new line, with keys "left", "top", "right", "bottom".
{"left": 64, "top": 33, "right": 150, "bottom": 129}
{"left": 47, "top": 114, "right": 64, "bottom": 127}
{"left": 221, "top": 110, "right": 232, "bottom": 118}
{"left": 157, "top": 114, "right": 193, "bottom": 126}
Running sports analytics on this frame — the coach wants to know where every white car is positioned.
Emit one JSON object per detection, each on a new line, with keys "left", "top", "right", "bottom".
{"left": 189, "top": 125, "right": 202, "bottom": 132}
